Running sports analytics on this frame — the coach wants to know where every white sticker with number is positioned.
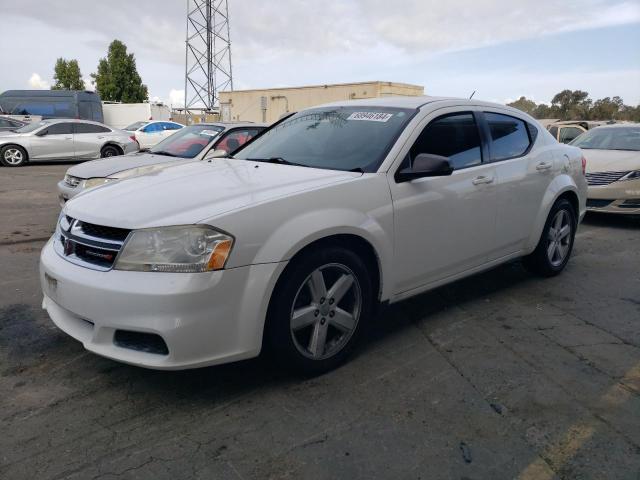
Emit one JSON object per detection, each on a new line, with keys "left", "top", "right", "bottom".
{"left": 347, "top": 112, "right": 394, "bottom": 122}
{"left": 200, "top": 130, "right": 221, "bottom": 137}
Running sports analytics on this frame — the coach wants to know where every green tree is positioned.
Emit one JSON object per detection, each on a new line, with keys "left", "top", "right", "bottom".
{"left": 507, "top": 96, "right": 538, "bottom": 115}
{"left": 52, "top": 58, "right": 85, "bottom": 90}
{"left": 590, "top": 96, "right": 624, "bottom": 120}
{"left": 92, "top": 40, "right": 148, "bottom": 103}
{"left": 550, "top": 89, "right": 592, "bottom": 120}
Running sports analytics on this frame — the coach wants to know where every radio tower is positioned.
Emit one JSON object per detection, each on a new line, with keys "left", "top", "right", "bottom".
{"left": 184, "top": 0, "right": 233, "bottom": 123}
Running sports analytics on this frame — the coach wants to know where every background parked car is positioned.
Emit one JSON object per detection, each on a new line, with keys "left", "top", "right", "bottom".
{"left": 571, "top": 124, "right": 640, "bottom": 215}
{"left": 57, "top": 122, "right": 266, "bottom": 202}
{"left": 0, "top": 119, "right": 138, "bottom": 167}
{"left": 0, "top": 117, "right": 26, "bottom": 132}
{"left": 547, "top": 120, "right": 614, "bottom": 144}
{"left": 124, "top": 120, "right": 184, "bottom": 149}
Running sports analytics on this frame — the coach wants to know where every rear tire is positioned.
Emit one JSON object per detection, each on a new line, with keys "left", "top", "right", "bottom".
{"left": 265, "top": 246, "right": 373, "bottom": 375}
{"left": 0, "top": 145, "right": 27, "bottom": 167}
{"left": 101, "top": 145, "right": 121, "bottom": 158}
{"left": 523, "top": 198, "right": 577, "bottom": 277}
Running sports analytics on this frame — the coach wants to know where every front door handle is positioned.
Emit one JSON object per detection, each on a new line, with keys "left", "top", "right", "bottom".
{"left": 472, "top": 175, "right": 494, "bottom": 185}
{"left": 536, "top": 162, "right": 552, "bottom": 171}
{"left": 64, "top": 137, "right": 73, "bottom": 140}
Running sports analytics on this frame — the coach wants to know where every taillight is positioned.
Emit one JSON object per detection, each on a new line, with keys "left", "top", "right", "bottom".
{"left": 129, "top": 135, "right": 136, "bottom": 142}
{"left": 581, "top": 155, "right": 587, "bottom": 175}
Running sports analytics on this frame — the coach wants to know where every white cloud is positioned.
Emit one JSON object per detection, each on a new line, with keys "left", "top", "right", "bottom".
{"left": 28, "top": 73, "right": 49, "bottom": 89}
{"left": 168, "top": 89, "right": 185, "bottom": 108}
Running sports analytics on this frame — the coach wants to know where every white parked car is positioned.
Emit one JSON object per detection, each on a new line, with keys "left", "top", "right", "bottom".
{"left": 57, "top": 122, "right": 265, "bottom": 204}
{"left": 40, "top": 97, "right": 587, "bottom": 374}
{"left": 124, "top": 120, "right": 184, "bottom": 149}
{"left": 0, "top": 119, "right": 138, "bottom": 167}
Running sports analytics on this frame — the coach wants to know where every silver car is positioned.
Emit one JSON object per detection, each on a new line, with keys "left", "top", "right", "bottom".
{"left": 57, "top": 122, "right": 265, "bottom": 204}
{"left": 0, "top": 119, "right": 138, "bottom": 167}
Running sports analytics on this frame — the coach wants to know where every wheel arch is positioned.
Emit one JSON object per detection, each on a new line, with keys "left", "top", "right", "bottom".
{"left": 525, "top": 175, "right": 580, "bottom": 252}
{"left": 101, "top": 142, "right": 124, "bottom": 156}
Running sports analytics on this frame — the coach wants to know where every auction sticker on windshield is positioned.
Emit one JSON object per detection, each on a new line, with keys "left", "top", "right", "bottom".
{"left": 347, "top": 112, "right": 394, "bottom": 122}
{"left": 200, "top": 130, "right": 221, "bottom": 137}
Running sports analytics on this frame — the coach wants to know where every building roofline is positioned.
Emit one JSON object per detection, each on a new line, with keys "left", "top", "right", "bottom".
{"left": 220, "top": 81, "right": 423, "bottom": 95}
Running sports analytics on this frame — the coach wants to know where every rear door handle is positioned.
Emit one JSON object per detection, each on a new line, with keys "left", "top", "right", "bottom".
{"left": 472, "top": 175, "right": 494, "bottom": 185}
{"left": 64, "top": 137, "right": 73, "bottom": 140}
{"left": 536, "top": 162, "right": 552, "bottom": 171}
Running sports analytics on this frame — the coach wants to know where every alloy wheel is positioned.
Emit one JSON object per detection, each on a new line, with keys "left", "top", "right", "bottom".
{"left": 290, "top": 263, "right": 362, "bottom": 360}
{"left": 4, "top": 148, "right": 23, "bottom": 165}
{"left": 547, "top": 209, "right": 572, "bottom": 267}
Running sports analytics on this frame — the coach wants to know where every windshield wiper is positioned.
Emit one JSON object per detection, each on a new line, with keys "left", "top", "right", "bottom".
{"left": 247, "top": 157, "right": 306, "bottom": 167}
{"left": 151, "top": 150, "right": 178, "bottom": 157}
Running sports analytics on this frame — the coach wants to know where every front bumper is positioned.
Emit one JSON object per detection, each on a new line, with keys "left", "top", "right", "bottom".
{"left": 587, "top": 179, "right": 640, "bottom": 215}
{"left": 40, "top": 239, "right": 285, "bottom": 369}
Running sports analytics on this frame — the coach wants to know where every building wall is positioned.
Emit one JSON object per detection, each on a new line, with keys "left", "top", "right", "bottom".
{"left": 219, "top": 81, "right": 424, "bottom": 124}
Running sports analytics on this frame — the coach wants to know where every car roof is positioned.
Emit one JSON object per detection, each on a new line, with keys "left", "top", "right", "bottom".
{"left": 592, "top": 123, "right": 639, "bottom": 129}
{"left": 44, "top": 118, "right": 113, "bottom": 128}
{"left": 313, "top": 95, "right": 529, "bottom": 116}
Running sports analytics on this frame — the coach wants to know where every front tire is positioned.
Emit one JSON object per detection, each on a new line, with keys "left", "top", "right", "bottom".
{"left": 1, "top": 145, "right": 27, "bottom": 167}
{"left": 523, "top": 198, "right": 577, "bottom": 277}
{"left": 101, "top": 145, "right": 121, "bottom": 158}
{"left": 266, "top": 246, "right": 373, "bottom": 375}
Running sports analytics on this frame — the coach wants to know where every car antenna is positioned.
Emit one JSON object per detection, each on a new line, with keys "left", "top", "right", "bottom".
{"left": 469, "top": 90, "right": 476, "bottom": 99}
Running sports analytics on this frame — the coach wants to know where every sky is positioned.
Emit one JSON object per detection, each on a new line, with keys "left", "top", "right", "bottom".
{"left": 0, "top": 0, "right": 639, "bottom": 107}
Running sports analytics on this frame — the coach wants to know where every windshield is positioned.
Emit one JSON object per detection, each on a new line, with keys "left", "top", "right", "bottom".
{"left": 148, "top": 124, "right": 224, "bottom": 158}
{"left": 234, "top": 106, "right": 416, "bottom": 172}
{"left": 570, "top": 126, "right": 640, "bottom": 151}
{"left": 125, "top": 121, "right": 149, "bottom": 131}
{"left": 15, "top": 120, "right": 51, "bottom": 134}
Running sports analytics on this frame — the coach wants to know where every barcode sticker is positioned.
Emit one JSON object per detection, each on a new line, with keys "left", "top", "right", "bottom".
{"left": 347, "top": 112, "right": 394, "bottom": 122}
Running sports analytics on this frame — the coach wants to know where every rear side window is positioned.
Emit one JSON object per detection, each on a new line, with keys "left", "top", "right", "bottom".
{"left": 144, "top": 123, "right": 163, "bottom": 133}
{"left": 75, "top": 123, "right": 111, "bottom": 134}
{"left": 485, "top": 113, "right": 531, "bottom": 161}
{"left": 410, "top": 112, "right": 482, "bottom": 170}
{"left": 164, "top": 122, "right": 182, "bottom": 130}
{"left": 46, "top": 123, "right": 74, "bottom": 135}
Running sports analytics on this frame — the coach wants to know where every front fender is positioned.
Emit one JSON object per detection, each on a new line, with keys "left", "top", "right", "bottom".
{"left": 525, "top": 174, "right": 579, "bottom": 252}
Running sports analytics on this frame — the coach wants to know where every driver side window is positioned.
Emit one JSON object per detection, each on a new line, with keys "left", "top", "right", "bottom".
{"left": 409, "top": 113, "right": 482, "bottom": 170}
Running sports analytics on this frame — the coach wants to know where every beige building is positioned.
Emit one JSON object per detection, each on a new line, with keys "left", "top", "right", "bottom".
{"left": 219, "top": 81, "right": 424, "bottom": 124}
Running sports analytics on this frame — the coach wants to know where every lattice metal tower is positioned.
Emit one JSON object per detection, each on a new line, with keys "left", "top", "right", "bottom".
{"left": 184, "top": 0, "right": 233, "bottom": 119}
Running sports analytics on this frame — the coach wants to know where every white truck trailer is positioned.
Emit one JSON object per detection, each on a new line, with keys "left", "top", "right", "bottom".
{"left": 102, "top": 102, "right": 172, "bottom": 129}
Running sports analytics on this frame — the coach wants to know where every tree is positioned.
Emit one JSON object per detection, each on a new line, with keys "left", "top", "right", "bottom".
{"left": 507, "top": 96, "right": 537, "bottom": 115}
{"left": 590, "top": 96, "right": 624, "bottom": 120}
{"left": 92, "top": 40, "right": 148, "bottom": 103}
{"left": 550, "top": 89, "right": 591, "bottom": 120}
{"left": 52, "top": 58, "right": 85, "bottom": 90}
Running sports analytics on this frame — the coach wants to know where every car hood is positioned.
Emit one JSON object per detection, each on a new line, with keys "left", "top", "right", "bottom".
{"left": 583, "top": 149, "right": 640, "bottom": 173}
{"left": 64, "top": 159, "right": 361, "bottom": 228}
{"left": 66, "top": 152, "right": 185, "bottom": 179}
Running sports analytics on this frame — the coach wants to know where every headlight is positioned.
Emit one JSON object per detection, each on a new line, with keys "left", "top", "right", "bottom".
{"left": 114, "top": 225, "right": 233, "bottom": 273}
{"left": 620, "top": 170, "right": 640, "bottom": 182}
{"left": 64, "top": 174, "right": 81, "bottom": 188}
{"left": 82, "top": 177, "right": 115, "bottom": 190}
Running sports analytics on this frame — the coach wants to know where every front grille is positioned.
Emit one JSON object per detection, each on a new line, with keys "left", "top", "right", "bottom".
{"left": 64, "top": 175, "right": 82, "bottom": 188}
{"left": 55, "top": 216, "right": 130, "bottom": 270}
{"left": 585, "top": 171, "right": 630, "bottom": 186}
{"left": 586, "top": 199, "right": 614, "bottom": 208}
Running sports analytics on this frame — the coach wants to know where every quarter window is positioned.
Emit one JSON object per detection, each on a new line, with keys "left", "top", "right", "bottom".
{"left": 410, "top": 113, "right": 482, "bottom": 170}
{"left": 485, "top": 113, "right": 531, "bottom": 161}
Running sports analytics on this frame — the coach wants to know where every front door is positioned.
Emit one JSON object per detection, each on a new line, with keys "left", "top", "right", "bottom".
{"left": 31, "top": 122, "right": 75, "bottom": 160}
{"left": 389, "top": 110, "right": 497, "bottom": 294}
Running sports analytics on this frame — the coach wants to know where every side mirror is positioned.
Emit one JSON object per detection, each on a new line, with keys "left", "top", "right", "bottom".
{"left": 204, "top": 149, "right": 229, "bottom": 160}
{"left": 396, "top": 153, "right": 453, "bottom": 183}
{"left": 35, "top": 129, "right": 48, "bottom": 137}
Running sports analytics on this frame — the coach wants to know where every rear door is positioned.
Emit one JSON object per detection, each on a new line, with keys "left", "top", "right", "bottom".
{"left": 31, "top": 122, "right": 75, "bottom": 159}
{"left": 74, "top": 123, "right": 112, "bottom": 159}
{"left": 388, "top": 109, "right": 498, "bottom": 293}
{"left": 136, "top": 122, "right": 163, "bottom": 148}
{"left": 483, "top": 111, "right": 553, "bottom": 258}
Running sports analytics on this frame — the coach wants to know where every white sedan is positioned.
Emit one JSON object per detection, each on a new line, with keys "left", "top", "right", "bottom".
{"left": 40, "top": 96, "right": 587, "bottom": 374}
{"left": 124, "top": 120, "right": 184, "bottom": 149}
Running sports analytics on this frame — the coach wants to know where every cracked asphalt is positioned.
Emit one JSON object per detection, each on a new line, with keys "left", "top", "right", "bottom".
{"left": 1, "top": 163, "right": 639, "bottom": 480}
